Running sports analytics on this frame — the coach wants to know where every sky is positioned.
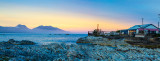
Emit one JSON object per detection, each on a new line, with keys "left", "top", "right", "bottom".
{"left": 0, "top": 0, "right": 160, "bottom": 33}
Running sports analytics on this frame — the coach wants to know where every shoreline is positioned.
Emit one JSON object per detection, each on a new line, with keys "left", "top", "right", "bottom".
{"left": 0, "top": 34, "right": 88, "bottom": 45}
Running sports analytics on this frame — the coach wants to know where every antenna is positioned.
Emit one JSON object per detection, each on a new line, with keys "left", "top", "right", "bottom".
{"left": 158, "top": 14, "right": 160, "bottom": 28}
{"left": 141, "top": 18, "right": 144, "bottom": 35}
{"left": 142, "top": 18, "right": 144, "bottom": 25}
{"left": 158, "top": 21, "right": 159, "bottom": 28}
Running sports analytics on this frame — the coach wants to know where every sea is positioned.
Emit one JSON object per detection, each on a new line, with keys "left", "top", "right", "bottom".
{"left": 0, "top": 33, "right": 87, "bottom": 45}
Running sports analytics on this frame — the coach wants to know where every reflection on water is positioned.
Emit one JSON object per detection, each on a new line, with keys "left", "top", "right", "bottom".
{"left": 0, "top": 33, "right": 87, "bottom": 45}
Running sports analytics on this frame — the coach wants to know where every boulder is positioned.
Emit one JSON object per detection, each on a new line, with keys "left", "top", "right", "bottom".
{"left": 6, "top": 39, "right": 36, "bottom": 45}
{"left": 8, "top": 39, "right": 16, "bottom": 43}
{"left": 21, "top": 40, "right": 36, "bottom": 45}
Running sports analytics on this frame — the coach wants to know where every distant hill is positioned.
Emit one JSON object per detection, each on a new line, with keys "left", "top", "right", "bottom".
{"left": 0, "top": 24, "right": 30, "bottom": 33}
{"left": 32, "top": 25, "right": 68, "bottom": 34}
{"left": 0, "top": 24, "right": 69, "bottom": 34}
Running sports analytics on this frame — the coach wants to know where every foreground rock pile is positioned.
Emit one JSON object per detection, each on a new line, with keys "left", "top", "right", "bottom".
{"left": 1, "top": 38, "right": 160, "bottom": 61}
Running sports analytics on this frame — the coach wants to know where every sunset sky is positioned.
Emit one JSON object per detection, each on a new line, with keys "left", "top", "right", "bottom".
{"left": 0, "top": 0, "right": 160, "bottom": 33}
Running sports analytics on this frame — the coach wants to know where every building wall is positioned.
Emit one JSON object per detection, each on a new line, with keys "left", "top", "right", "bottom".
{"left": 120, "top": 30, "right": 128, "bottom": 35}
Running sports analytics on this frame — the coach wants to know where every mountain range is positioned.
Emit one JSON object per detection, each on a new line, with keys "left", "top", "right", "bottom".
{"left": 0, "top": 24, "right": 69, "bottom": 34}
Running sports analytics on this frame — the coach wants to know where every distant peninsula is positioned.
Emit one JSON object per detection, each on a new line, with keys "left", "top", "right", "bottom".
{"left": 0, "top": 24, "right": 69, "bottom": 34}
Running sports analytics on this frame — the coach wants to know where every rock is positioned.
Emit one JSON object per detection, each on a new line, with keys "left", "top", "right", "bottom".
{"left": 8, "top": 39, "right": 16, "bottom": 43}
{"left": 76, "top": 37, "right": 89, "bottom": 43}
{"left": 48, "top": 43, "right": 62, "bottom": 49}
{"left": 60, "top": 42, "right": 67, "bottom": 49}
{"left": 76, "top": 36, "right": 103, "bottom": 43}
{"left": 11, "top": 41, "right": 21, "bottom": 45}
{"left": 21, "top": 40, "right": 36, "bottom": 45}
{"left": 6, "top": 39, "right": 36, "bottom": 45}
{"left": 0, "top": 41, "right": 14, "bottom": 46}
{"left": 9, "top": 58, "right": 25, "bottom": 61}
{"left": 76, "top": 36, "right": 128, "bottom": 47}
{"left": 0, "top": 58, "right": 2, "bottom": 61}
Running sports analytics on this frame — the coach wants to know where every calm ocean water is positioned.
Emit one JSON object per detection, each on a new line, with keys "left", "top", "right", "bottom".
{"left": 0, "top": 33, "right": 87, "bottom": 45}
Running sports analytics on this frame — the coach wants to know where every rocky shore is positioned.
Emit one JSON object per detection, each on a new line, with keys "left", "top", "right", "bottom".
{"left": 76, "top": 36, "right": 129, "bottom": 47}
{"left": 1, "top": 38, "right": 160, "bottom": 61}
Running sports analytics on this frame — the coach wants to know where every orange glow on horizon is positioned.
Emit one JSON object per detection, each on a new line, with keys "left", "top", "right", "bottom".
{"left": 0, "top": 5, "right": 132, "bottom": 33}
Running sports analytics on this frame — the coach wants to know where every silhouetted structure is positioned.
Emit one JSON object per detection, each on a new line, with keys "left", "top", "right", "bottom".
{"left": 88, "top": 24, "right": 108, "bottom": 36}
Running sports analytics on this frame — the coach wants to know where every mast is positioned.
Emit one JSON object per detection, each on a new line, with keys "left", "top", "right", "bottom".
{"left": 97, "top": 24, "right": 99, "bottom": 32}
